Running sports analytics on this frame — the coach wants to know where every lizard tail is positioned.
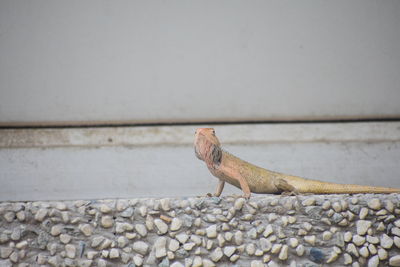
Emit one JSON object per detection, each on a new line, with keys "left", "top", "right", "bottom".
{"left": 285, "top": 176, "right": 400, "bottom": 194}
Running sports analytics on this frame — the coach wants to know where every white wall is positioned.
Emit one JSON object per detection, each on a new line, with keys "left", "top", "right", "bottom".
{"left": 1, "top": 1, "right": 400, "bottom": 125}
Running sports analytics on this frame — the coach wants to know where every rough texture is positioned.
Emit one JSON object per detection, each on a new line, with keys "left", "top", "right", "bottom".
{"left": 0, "top": 194, "right": 399, "bottom": 266}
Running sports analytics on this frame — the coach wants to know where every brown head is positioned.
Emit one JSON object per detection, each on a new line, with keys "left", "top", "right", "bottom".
{"left": 194, "top": 128, "right": 222, "bottom": 166}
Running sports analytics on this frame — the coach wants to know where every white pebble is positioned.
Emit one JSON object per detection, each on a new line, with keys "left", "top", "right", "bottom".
{"left": 304, "top": 235, "right": 316, "bottom": 246}
{"left": 296, "top": 244, "right": 305, "bottom": 256}
{"left": 154, "top": 219, "right": 168, "bottom": 235}
{"left": 288, "top": 237, "right": 298, "bottom": 248}
{"left": 154, "top": 237, "right": 167, "bottom": 258}
{"left": 210, "top": 247, "right": 223, "bottom": 262}
{"left": 356, "top": 220, "right": 371, "bottom": 236}
{"left": 223, "top": 246, "right": 236, "bottom": 257}
{"left": 389, "top": 255, "right": 400, "bottom": 266}
{"left": 380, "top": 234, "right": 393, "bottom": 249}
{"left": 367, "top": 198, "right": 381, "bottom": 210}
{"left": 206, "top": 225, "right": 218, "bottom": 238}
{"left": 278, "top": 245, "right": 288, "bottom": 260}
{"left": 368, "top": 255, "right": 379, "bottom": 267}
{"left": 170, "top": 218, "right": 182, "bottom": 231}
{"left": 135, "top": 224, "right": 148, "bottom": 237}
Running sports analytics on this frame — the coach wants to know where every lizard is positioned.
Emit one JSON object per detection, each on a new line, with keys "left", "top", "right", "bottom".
{"left": 194, "top": 127, "right": 400, "bottom": 199}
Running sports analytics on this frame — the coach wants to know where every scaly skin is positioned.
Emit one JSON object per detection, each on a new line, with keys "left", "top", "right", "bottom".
{"left": 194, "top": 128, "right": 400, "bottom": 198}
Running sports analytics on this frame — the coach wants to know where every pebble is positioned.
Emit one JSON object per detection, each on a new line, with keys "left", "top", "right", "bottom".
{"left": 133, "top": 255, "right": 144, "bottom": 266}
{"left": 296, "top": 244, "right": 305, "bottom": 256}
{"left": 234, "top": 198, "right": 246, "bottom": 210}
{"left": 210, "top": 247, "right": 223, "bottom": 262}
{"left": 304, "top": 235, "right": 316, "bottom": 246}
{"left": 133, "top": 241, "right": 149, "bottom": 255}
{"left": 263, "top": 224, "right": 274, "bottom": 237}
{"left": 60, "top": 234, "right": 71, "bottom": 244}
{"left": 389, "top": 255, "right": 400, "bottom": 266}
{"left": 271, "top": 244, "right": 282, "bottom": 254}
{"left": 170, "top": 262, "right": 184, "bottom": 267}
{"left": 367, "top": 199, "right": 381, "bottom": 210}
{"left": 154, "top": 219, "right": 168, "bottom": 235}
{"left": 100, "top": 216, "right": 113, "bottom": 228}
{"left": 176, "top": 233, "right": 189, "bottom": 244}
{"left": 392, "top": 227, "right": 400, "bottom": 236}
{"left": 117, "top": 236, "right": 128, "bottom": 248}
{"left": 170, "top": 218, "right": 182, "bottom": 231}
{"left": 135, "top": 223, "right": 148, "bottom": 237}
{"left": 356, "top": 220, "right": 371, "bottom": 235}
{"left": 352, "top": 235, "right": 366, "bottom": 246}
{"left": 15, "top": 240, "right": 28, "bottom": 249}
{"left": 368, "top": 255, "right": 380, "bottom": 267}
{"left": 359, "top": 246, "right": 369, "bottom": 258}
{"left": 288, "top": 237, "right": 298, "bottom": 248}
{"left": 247, "top": 228, "right": 257, "bottom": 239}
{"left": 248, "top": 260, "right": 262, "bottom": 267}
{"left": 0, "top": 247, "right": 13, "bottom": 258}
{"left": 322, "top": 231, "right": 332, "bottom": 241}
{"left": 230, "top": 254, "right": 240, "bottom": 262}
{"left": 192, "top": 256, "right": 202, "bottom": 267}
{"left": 378, "top": 248, "right": 388, "bottom": 260}
{"left": 394, "top": 236, "right": 400, "bottom": 248}
{"left": 326, "top": 251, "right": 339, "bottom": 263}
{"left": 344, "top": 253, "right": 353, "bottom": 264}
{"left": 359, "top": 208, "right": 369, "bottom": 220}
{"left": 16, "top": 211, "right": 25, "bottom": 221}
{"left": 332, "top": 202, "right": 342, "bottom": 212}
{"left": 278, "top": 245, "right": 288, "bottom": 260}
{"left": 260, "top": 238, "right": 272, "bottom": 251}
{"left": 380, "top": 234, "right": 393, "bottom": 249}
{"left": 322, "top": 200, "right": 331, "bottom": 210}
{"left": 347, "top": 243, "right": 359, "bottom": 257}
{"left": 35, "top": 208, "right": 48, "bottom": 222}
{"left": 202, "top": 259, "right": 216, "bottom": 267}
{"left": 344, "top": 231, "right": 353, "bottom": 242}
{"left": 183, "top": 242, "right": 196, "bottom": 251}
{"left": 206, "top": 225, "right": 218, "bottom": 238}
{"left": 109, "top": 248, "right": 120, "bottom": 259}
{"left": 91, "top": 236, "right": 105, "bottom": 248}
{"left": 246, "top": 243, "right": 256, "bottom": 255}
{"left": 50, "top": 225, "right": 63, "bottom": 236}
{"left": 79, "top": 224, "right": 93, "bottom": 236}
{"left": 65, "top": 244, "right": 76, "bottom": 259}
{"left": 223, "top": 246, "right": 236, "bottom": 257}
{"left": 368, "top": 244, "right": 377, "bottom": 255}
{"left": 302, "top": 197, "right": 316, "bottom": 206}
{"left": 154, "top": 237, "right": 167, "bottom": 258}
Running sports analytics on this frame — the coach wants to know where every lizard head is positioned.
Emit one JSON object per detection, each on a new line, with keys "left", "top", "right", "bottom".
{"left": 194, "top": 128, "right": 221, "bottom": 162}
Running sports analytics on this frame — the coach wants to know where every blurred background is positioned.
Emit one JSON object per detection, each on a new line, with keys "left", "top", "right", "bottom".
{"left": 1, "top": 1, "right": 399, "bottom": 201}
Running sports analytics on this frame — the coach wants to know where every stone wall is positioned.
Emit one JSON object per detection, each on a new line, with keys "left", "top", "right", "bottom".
{"left": 0, "top": 194, "right": 400, "bottom": 267}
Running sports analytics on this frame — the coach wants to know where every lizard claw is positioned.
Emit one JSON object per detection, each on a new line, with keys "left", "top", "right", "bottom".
{"left": 243, "top": 192, "right": 251, "bottom": 200}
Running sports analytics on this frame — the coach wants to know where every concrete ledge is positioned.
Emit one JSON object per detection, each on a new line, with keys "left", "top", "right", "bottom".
{"left": 1, "top": 122, "right": 400, "bottom": 201}
{"left": 0, "top": 194, "right": 400, "bottom": 266}
{"left": 1, "top": 122, "right": 400, "bottom": 148}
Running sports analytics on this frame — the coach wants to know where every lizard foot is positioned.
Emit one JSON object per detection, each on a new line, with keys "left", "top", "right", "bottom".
{"left": 281, "top": 191, "right": 298, "bottom": 196}
{"left": 242, "top": 192, "right": 251, "bottom": 200}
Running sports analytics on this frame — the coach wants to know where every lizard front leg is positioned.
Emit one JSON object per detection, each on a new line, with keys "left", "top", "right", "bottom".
{"left": 214, "top": 180, "right": 225, "bottom": 197}
{"left": 220, "top": 165, "right": 251, "bottom": 199}
{"left": 237, "top": 175, "right": 251, "bottom": 199}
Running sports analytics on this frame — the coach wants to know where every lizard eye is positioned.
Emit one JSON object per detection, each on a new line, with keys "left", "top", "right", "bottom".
{"left": 212, "top": 130, "right": 215, "bottom": 135}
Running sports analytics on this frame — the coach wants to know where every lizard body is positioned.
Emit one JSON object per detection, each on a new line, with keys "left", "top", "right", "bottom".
{"left": 194, "top": 128, "right": 400, "bottom": 198}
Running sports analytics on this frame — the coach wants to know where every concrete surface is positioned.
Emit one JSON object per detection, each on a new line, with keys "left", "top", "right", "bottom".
{"left": 1, "top": 1, "right": 400, "bottom": 125}
{"left": 0, "top": 123, "right": 399, "bottom": 201}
